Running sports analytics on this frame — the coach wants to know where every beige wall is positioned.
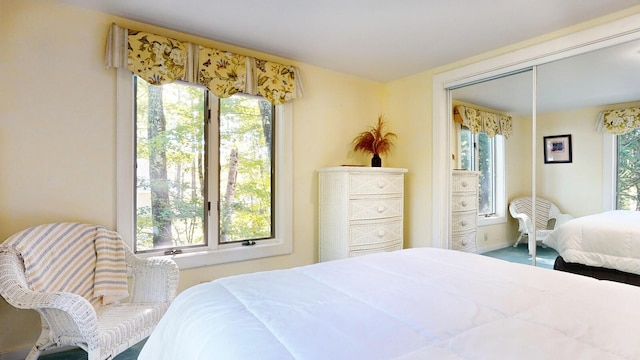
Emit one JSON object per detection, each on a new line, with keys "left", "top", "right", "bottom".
{"left": 477, "top": 101, "right": 640, "bottom": 251}
{"left": 382, "top": 72, "right": 434, "bottom": 248}
{"left": 536, "top": 101, "right": 640, "bottom": 217}
{"left": 0, "top": 0, "right": 385, "bottom": 352}
{"left": 2, "top": 0, "right": 640, "bottom": 355}
{"left": 536, "top": 108, "right": 605, "bottom": 216}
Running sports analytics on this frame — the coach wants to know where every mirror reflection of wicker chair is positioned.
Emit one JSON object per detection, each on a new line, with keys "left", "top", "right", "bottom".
{"left": 0, "top": 223, "right": 179, "bottom": 360}
{"left": 508, "top": 197, "right": 573, "bottom": 252}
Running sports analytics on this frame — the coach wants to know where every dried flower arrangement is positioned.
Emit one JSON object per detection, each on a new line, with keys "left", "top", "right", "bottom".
{"left": 351, "top": 115, "right": 397, "bottom": 167}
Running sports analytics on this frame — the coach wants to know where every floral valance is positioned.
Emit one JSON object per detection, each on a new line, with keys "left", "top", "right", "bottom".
{"left": 126, "top": 30, "right": 189, "bottom": 85}
{"left": 595, "top": 107, "right": 640, "bottom": 135}
{"left": 198, "top": 47, "right": 247, "bottom": 97}
{"left": 453, "top": 105, "right": 512, "bottom": 138}
{"left": 105, "top": 23, "right": 303, "bottom": 105}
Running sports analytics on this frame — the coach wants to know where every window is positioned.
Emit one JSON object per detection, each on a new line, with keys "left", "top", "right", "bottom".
{"left": 134, "top": 78, "right": 207, "bottom": 253}
{"left": 459, "top": 126, "right": 506, "bottom": 224}
{"left": 616, "top": 128, "right": 640, "bottom": 210}
{"left": 117, "top": 70, "right": 292, "bottom": 269}
{"left": 218, "top": 94, "right": 275, "bottom": 244}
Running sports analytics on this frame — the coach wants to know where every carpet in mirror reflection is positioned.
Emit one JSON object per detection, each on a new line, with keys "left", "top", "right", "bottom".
{"left": 482, "top": 244, "right": 558, "bottom": 269}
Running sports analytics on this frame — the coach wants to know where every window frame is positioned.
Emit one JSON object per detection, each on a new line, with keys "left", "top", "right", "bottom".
{"left": 475, "top": 131, "right": 497, "bottom": 216}
{"left": 603, "top": 130, "right": 640, "bottom": 211}
{"left": 457, "top": 124, "right": 506, "bottom": 226}
{"left": 116, "top": 69, "right": 293, "bottom": 270}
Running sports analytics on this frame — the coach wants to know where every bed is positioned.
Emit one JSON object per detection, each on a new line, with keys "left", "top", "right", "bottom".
{"left": 543, "top": 210, "right": 640, "bottom": 285}
{"left": 139, "top": 248, "right": 640, "bottom": 359}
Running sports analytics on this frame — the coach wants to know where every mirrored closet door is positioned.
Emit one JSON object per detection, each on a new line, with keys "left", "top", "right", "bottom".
{"left": 449, "top": 70, "right": 537, "bottom": 264}
{"left": 446, "top": 36, "right": 640, "bottom": 267}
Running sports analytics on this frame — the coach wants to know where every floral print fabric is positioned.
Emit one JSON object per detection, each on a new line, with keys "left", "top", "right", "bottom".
{"left": 456, "top": 105, "right": 511, "bottom": 139}
{"left": 198, "top": 47, "right": 246, "bottom": 98}
{"left": 255, "top": 60, "right": 298, "bottom": 105}
{"left": 108, "top": 24, "right": 303, "bottom": 105}
{"left": 482, "top": 112, "right": 499, "bottom": 137}
{"left": 127, "top": 31, "right": 187, "bottom": 85}
{"left": 462, "top": 106, "right": 483, "bottom": 134}
{"left": 498, "top": 114, "right": 512, "bottom": 138}
{"left": 602, "top": 107, "right": 640, "bottom": 135}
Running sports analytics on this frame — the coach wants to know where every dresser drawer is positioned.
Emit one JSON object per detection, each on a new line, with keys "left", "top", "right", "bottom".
{"left": 450, "top": 171, "right": 478, "bottom": 253}
{"left": 451, "top": 231, "right": 477, "bottom": 252}
{"left": 451, "top": 193, "right": 477, "bottom": 212}
{"left": 348, "top": 242, "right": 402, "bottom": 258}
{"left": 451, "top": 174, "right": 478, "bottom": 193}
{"left": 350, "top": 220, "right": 401, "bottom": 247}
{"left": 318, "top": 167, "right": 407, "bottom": 262}
{"left": 349, "top": 198, "right": 402, "bottom": 221}
{"left": 451, "top": 211, "right": 477, "bottom": 232}
{"left": 350, "top": 173, "right": 404, "bottom": 196}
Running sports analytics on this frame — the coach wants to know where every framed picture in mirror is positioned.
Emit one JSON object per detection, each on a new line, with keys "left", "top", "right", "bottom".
{"left": 543, "top": 134, "right": 572, "bottom": 164}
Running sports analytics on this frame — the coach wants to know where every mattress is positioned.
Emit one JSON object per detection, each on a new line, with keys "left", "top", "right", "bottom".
{"left": 543, "top": 210, "right": 640, "bottom": 275}
{"left": 139, "top": 248, "right": 640, "bottom": 359}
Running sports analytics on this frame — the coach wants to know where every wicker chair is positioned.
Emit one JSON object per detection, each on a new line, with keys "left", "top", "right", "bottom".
{"left": 509, "top": 197, "right": 573, "bottom": 249}
{"left": 0, "top": 223, "right": 179, "bottom": 360}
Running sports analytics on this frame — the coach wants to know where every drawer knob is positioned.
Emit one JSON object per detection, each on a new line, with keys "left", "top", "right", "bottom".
{"left": 462, "top": 239, "right": 468, "bottom": 245}
{"left": 460, "top": 220, "right": 468, "bottom": 226}
{"left": 461, "top": 200, "right": 468, "bottom": 207}
{"left": 461, "top": 181, "right": 468, "bottom": 187}
{"left": 377, "top": 205, "right": 385, "bottom": 212}
{"left": 377, "top": 230, "right": 386, "bottom": 237}
{"left": 377, "top": 181, "right": 385, "bottom": 188}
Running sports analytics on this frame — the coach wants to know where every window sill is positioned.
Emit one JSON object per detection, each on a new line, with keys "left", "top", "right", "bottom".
{"left": 478, "top": 215, "right": 507, "bottom": 227}
{"left": 143, "top": 239, "right": 292, "bottom": 270}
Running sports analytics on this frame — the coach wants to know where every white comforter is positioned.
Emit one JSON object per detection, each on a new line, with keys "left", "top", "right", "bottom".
{"left": 544, "top": 210, "right": 640, "bottom": 275}
{"left": 140, "top": 248, "right": 640, "bottom": 360}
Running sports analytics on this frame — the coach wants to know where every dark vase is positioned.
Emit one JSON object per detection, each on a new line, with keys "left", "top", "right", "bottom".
{"left": 371, "top": 153, "right": 381, "bottom": 167}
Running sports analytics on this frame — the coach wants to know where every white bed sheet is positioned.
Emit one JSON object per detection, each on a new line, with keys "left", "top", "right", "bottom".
{"left": 543, "top": 210, "right": 640, "bottom": 275}
{"left": 139, "top": 248, "right": 640, "bottom": 360}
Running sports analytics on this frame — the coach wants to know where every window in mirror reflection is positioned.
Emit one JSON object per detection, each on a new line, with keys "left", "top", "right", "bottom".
{"left": 460, "top": 127, "right": 497, "bottom": 216}
{"left": 616, "top": 128, "right": 640, "bottom": 211}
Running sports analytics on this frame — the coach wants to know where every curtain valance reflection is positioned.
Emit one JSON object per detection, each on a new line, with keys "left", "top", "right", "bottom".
{"left": 105, "top": 24, "right": 303, "bottom": 105}
{"left": 453, "top": 105, "right": 512, "bottom": 138}
{"left": 595, "top": 107, "right": 640, "bottom": 135}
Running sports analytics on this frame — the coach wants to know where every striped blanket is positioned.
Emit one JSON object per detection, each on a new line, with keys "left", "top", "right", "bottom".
{"left": 1, "top": 223, "right": 129, "bottom": 307}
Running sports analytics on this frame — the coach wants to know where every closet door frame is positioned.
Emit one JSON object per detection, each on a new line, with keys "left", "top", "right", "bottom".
{"left": 431, "top": 13, "right": 640, "bottom": 250}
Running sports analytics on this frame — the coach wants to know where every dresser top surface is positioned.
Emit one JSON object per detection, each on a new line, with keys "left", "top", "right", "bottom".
{"left": 318, "top": 166, "right": 408, "bottom": 173}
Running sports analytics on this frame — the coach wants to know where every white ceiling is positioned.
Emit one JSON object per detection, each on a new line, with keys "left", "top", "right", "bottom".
{"left": 60, "top": 0, "right": 640, "bottom": 114}
{"left": 453, "top": 38, "right": 640, "bottom": 114}
{"left": 60, "top": 0, "right": 640, "bottom": 82}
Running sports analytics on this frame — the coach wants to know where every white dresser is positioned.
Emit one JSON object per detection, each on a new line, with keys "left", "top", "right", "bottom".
{"left": 450, "top": 171, "right": 479, "bottom": 252}
{"left": 318, "top": 167, "right": 407, "bottom": 262}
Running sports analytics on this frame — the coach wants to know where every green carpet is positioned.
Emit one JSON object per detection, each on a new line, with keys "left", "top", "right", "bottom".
{"left": 39, "top": 339, "right": 145, "bottom": 360}
{"left": 482, "top": 244, "right": 558, "bottom": 268}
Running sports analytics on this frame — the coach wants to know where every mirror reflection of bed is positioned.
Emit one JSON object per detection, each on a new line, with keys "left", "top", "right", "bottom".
{"left": 448, "top": 38, "right": 640, "bottom": 285}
